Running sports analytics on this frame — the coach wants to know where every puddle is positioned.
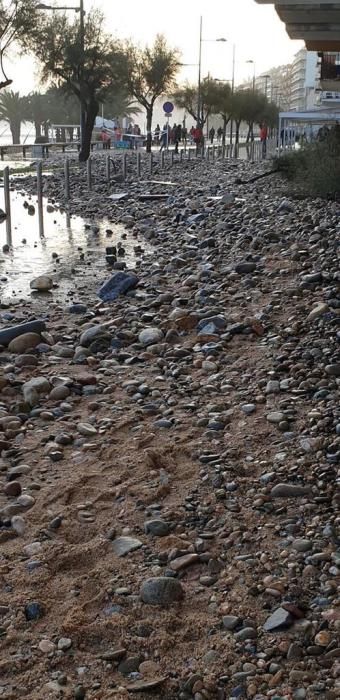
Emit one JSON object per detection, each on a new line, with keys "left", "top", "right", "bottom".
{"left": 0, "top": 188, "right": 151, "bottom": 303}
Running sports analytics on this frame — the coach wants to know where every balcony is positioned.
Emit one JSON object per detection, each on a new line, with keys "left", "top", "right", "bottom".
{"left": 255, "top": 1, "right": 340, "bottom": 51}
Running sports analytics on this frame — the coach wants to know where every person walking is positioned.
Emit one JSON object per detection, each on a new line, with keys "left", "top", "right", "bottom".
{"left": 174, "top": 123, "right": 182, "bottom": 154}
{"left": 217, "top": 126, "right": 223, "bottom": 143}
{"left": 209, "top": 126, "right": 215, "bottom": 144}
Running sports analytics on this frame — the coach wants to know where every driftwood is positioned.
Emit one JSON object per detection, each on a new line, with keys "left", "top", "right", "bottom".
{"left": 235, "top": 169, "right": 277, "bottom": 185}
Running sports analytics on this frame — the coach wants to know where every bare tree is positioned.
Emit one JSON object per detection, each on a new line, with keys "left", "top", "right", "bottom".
{"left": 0, "top": 0, "right": 39, "bottom": 89}
{"left": 124, "top": 34, "right": 180, "bottom": 153}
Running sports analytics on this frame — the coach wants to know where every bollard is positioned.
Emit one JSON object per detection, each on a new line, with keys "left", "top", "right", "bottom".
{"left": 149, "top": 152, "right": 153, "bottom": 174}
{"left": 36, "top": 161, "right": 44, "bottom": 237}
{"left": 3, "top": 166, "right": 12, "bottom": 247}
{"left": 64, "top": 157, "right": 70, "bottom": 200}
{"left": 188, "top": 148, "right": 191, "bottom": 161}
{"left": 136, "top": 151, "right": 141, "bottom": 177}
{"left": 222, "top": 145, "right": 226, "bottom": 159}
{"left": 106, "top": 154, "right": 111, "bottom": 184}
{"left": 212, "top": 145, "right": 216, "bottom": 160}
{"left": 122, "top": 153, "right": 127, "bottom": 180}
{"left": 161, "top": 150, "right": 165, "bottom": 169}
{"left": 87, "top": 157, "right": 92, "bottom": 190}
{"left": 171, "top": 151, "right": 174, "bottom": 167}
{"left": 180, "top": 149, "right": 183, "bottom": 162}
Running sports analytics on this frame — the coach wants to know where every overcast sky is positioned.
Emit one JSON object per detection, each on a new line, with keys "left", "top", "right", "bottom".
{"left": 7, "top": 0, "right": 303, "bottom": 93}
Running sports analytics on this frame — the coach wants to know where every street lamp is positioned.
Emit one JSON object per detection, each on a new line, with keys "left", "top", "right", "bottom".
{"left": 37, "top": 1, "right": 85, "bottom": 158}
{"left": 246, "top": 59, "right": 256, "bottom": 91}
{"left": 197, "top": 16, "right": 227, "bottom": 126}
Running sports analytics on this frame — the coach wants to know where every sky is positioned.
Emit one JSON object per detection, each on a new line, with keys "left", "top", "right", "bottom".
{"left": 6, "top": 0, "right": 304, "bottom": 94}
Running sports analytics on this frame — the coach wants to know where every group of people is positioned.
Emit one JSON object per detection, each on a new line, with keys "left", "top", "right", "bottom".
{"left": 155, "top": 123, "right": 188, "bottom": 152}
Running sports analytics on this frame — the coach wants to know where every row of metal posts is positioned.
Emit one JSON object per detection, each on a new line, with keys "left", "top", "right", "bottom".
{"left": 2, "top": 141, "right": 270, "bottom": 246}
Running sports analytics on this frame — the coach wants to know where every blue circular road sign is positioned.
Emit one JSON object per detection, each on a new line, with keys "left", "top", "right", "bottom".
{"left": 163, "top": 101, "right": 174, "bottom": 114}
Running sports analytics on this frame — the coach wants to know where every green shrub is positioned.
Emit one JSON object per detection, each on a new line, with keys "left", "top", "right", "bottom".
{"left": 274, "top": 136, "right": 340, "bottom": 198}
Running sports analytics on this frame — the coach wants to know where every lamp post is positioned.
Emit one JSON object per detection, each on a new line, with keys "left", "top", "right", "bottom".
{"left": 246, "top": 59, "right": 256, "bottom": 91}
{"left": 36, "top": 1, "right": 85, "bottom": 157}
{"left": 197, "top": 17, "right": 227, "bottom": 126}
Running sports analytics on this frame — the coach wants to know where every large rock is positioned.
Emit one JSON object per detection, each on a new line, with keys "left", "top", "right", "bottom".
{"left": 8, "top": 333, "right": 41, "bottom": 354}
{"left": 23, "top": 377, "right": 51, "bottom": 407}
{"left": 138, "top": 328, "right": 164, "bottom": 346}
{"left": 140, "top": 577, "right": 184, "bottom": 606}
{"left": 98, "top": 271, "right": 138, "bottom": 302}
{"left": 112, "top": 536, "right": 142, "bottom": 557}
{"left": 271, "top": 483, "right": 310, "bottom": 498}
{"left": 79, "top": 325, "right": 109, "bottom": 348}
{"left": 30, "top": 275, "right": 53, "bottom": 292}
{"left": 0, "top": 320, "right": 46, "bottom": 347}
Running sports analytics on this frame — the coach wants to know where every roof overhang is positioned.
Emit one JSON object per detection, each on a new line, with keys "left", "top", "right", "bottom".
{"left": 255, "top": 1, "right": 340, "bottom": 51}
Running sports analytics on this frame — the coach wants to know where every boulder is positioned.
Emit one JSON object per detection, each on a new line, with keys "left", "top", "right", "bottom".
{"left": 8, "top": 333, "right": 41, "bottom": 354}
{"left": 30, "top": 275, "right": 53, "bottom": 292}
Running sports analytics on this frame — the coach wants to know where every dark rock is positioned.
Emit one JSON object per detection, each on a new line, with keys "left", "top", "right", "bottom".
{"left": 140, "top": 577, "right": 184, "bottom": 606}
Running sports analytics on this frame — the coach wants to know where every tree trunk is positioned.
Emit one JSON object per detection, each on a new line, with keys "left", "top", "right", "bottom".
{"left": 10, "top": 122, "right": 20, "bottom": 144}
{"left": 146, "top": 107, "right": 153, "bottom": 154}
{"left": 79, "top": 98, "right": 99, "bottom": 162}
{"left": 35, "top": 122, "right": 41, "bottom": 142}
{"left": 222, "top": 116, "right": 230, "bottom": 149}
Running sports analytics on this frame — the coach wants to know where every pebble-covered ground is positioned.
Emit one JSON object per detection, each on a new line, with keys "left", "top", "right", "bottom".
{"left": 0, "top": 154, "right": 339, "bottom": 700}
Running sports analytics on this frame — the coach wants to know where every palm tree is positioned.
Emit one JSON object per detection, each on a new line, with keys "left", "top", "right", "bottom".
{"left": 104, "top": 88, "right": 141, "bottom": 121}
{"left": 0, "top": 90, "right": 28, "bottom": 143}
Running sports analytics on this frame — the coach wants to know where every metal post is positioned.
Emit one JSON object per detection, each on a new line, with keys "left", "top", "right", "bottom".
{"left": 3, "top": 166, "right": 12, "bottom": 247}
{"left": 64, "top": 157, "right": 70, "bottom": 200}
{"left": 79, "top": 0, "right": 86, "bottom": 159}
{"left": 171, "top": 151, "right": 174, "bottom": 166}
{"left": 87, "top": 157, "right": 92, "bottom": 189}
{"left": 122, "top": 153, "right": 127, "bottom": 180}
{"left": 106, "top": 154, "right": 110, "bottom": 184}
{"left": 37, "top": 161, "right": 44, "bottom": 237}
{"left": 137, "top": 151, "right": 141, "bottom": 177}
{"left": 161, "top": 150, "right": 165, "bottom": 169}
{"left": 207, "top": 146, "right": 210, "bottom": 161}
{"left": 212, "top": 145, "right": 216, "bottom": 160}
{"left": 197, "top": 16, "right": 203, "bottom": 126}
{"left": 188, "top": 148, "right": 191, "bottom": 161}
{"left": 180, "top": 149, "right": 183, "bottom": 162}
{"left": 149, "top": 152, "right": 153, "bottom": 174}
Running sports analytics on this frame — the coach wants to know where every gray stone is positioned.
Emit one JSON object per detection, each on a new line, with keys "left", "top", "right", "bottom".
{"left": 307, "top": 303, "right": 329, "bottom": 321}
{"left": 77, "top": 422, "right": 97, "bottom": 437}
{"left": 325, "top": 363, "right": 340, "bottom": 377}
{"left": 234, "top": 627, "right": 257, "bottom": 640}
{"left": 118, "top": 655, "right": 141, "bottom": 675}
{"left": 138, "top": 327, "right": 164, "bottom": 346}
{"left": 144, "top": 519, "right": 170, "bottom": 537}
{"left": 23, "top": 377, "right": 51, "bottom": 406}
{"left": 241, "top": 404, "right": 256, "bottom": 415}
{"left": 79, "top": 325, "right": 108, "bottom": 347}
{"left": 235, "top": 262, "right": 257, "bottom": 274}
{"left": 271, "top": 483, "right": 310, "bottom": 498}
{"left": 140, "top": 577, "right": 184, "bottom": 606}
{"left": 112, "top": 536, "right": 143, "bottom": 557}
{"left": 222, "top": 615, "right": 241, "bottom": 630}
{"left": 292, "top": 539, "right": 313, "bottom": 552}
{"left": 266, "top": 411, "right": 285, "bottom": 424}
{"left": 263, "top": 607, "right": 294, "bottom": 632}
